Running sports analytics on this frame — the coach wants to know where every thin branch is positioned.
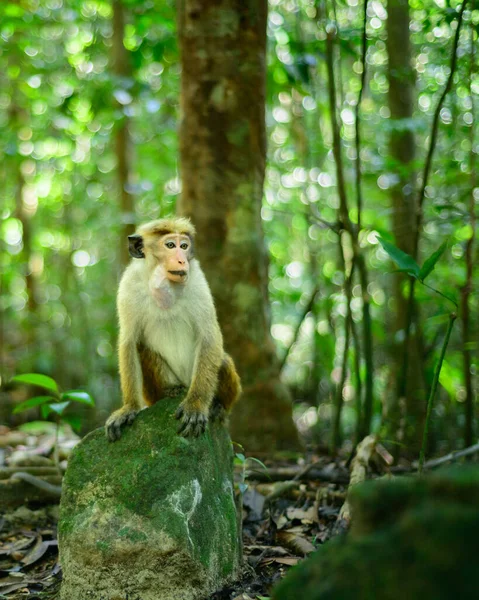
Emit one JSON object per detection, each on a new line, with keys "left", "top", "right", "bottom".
{"left": 400, "top": 0, "right": 467, "bottom": 435}
{"left": 325, "top": 25, "right": 354, "bottom": 237}
{"left": 324, "top": 14, "right": 374, "bottom": 437}
{"left": 331, "top": 245, "right": 355, "bottom": 454}
{"left": 417, "top": 441, "right": 479, "bottom": 470}
{"left": 280, "top": 285, "right": 320, "bottom": 372}
{"left": 418, "top": 311, "right": 457, "bottom": 474}
{"left": 414, "top": 0, "right": 468, "bottom": 256}
{"left": 461, "top": 18, "right": 476, "bottom": 447}
{"left": 355, "top": 0, "right": 369, "bottom": 230}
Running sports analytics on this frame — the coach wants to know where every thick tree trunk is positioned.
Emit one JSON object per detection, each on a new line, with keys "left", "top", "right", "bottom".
{"left": 178, "top": 0, "right": 299, "bottom": 451}
{"left": 112, "top": 0, "right": 135, "bottom": 269}
{"left": 386, "top": 0, "right": 425, "bottom": 452}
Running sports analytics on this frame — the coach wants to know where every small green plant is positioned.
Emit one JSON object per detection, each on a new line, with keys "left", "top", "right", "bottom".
{"left": 377, "top": 237, "right": 457, "bottom": 474}
{"left": 234, "top": 450, "right": 268, "bottom": 494}
{"left": 11, "top": 373, "right": 95, "bottom": 465}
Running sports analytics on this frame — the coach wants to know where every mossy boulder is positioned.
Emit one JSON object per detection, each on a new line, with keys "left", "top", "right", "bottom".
{"left": 59, "top": 395, "right": 241, "bottom": 600}
{"left": 273, "top": 467, "right": 479, "bottom": 600}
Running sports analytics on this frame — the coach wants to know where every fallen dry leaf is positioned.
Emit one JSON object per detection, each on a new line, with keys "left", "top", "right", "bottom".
{"left": 276, "top": 530, "right": 315, "bottom": 556}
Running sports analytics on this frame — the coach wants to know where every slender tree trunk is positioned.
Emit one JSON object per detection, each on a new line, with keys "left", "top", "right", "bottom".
{"left": 178, "top": 0, "right": 299, "bottom": 451}
{"left": 386, "top": 0, "right": 425, "bottom": 452}
{"left": 462, "top": 30, "right": 476, "bottom": 448}
{"left": 112, "top": 0, "right": 135, "bottom": 269}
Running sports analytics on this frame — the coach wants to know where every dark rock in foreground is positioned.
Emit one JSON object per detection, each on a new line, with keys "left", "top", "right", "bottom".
{"left": 274, "top": 467, "right": 479, "bottom": 600}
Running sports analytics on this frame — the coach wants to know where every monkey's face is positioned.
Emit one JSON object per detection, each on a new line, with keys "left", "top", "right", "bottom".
{"left": 157, "top": 233, "right": 191, "bottom": 283}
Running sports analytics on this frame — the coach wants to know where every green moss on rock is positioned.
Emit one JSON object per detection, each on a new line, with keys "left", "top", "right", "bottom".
{"left": 273, "top": 467, "right": 479, "bottom": 600}
{"left": 59, "top": 395, "right": 241, "bottom": 600}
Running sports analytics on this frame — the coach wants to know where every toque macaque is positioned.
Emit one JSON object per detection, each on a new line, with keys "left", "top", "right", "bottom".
{"left": 105, "top": 217, "right": 241, "bottom": 441}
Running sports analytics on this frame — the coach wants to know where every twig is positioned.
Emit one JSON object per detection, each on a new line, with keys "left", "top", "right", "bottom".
{"left": 401, "top": 0, "right": 467, "bottom": 438}
{"left": 280, "top": 285, "right": 320, "bottom": 372}
{"left": 461, "top": 20, "right": 476, "bottom": 447}
{"left": 251, "top": 465, "right": 349, "bottom": 484}
{"left": 414, "top": 0, "right": 468, "bottom": 255}
{"left": 392, "top": 441, "right": 479, "bottom": 473}
{"left": 324, "top": 19, "right": 374, "bottom": 437}
{"left": 418, "top": 312, "right": 457, "bottom": 474}
{"left": 355, "top": 0, "right": 369, "bottom": 230}
{"left": 419, "top": 441, "right": 479, "bottom": 470}
{"left": 10, "top": 472, "right": 62, "bottom": 497}
{"left": 331, "top": 245, "right": 355, "bottom": 454}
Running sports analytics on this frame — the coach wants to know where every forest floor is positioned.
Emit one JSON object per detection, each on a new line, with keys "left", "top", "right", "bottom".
{"left": 0, "top": 425, "right": 381, "bottom": 600}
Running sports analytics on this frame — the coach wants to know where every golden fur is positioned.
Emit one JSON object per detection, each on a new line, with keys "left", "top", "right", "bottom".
{"left": 105, "top": 217, "right": 241, "bottom": 441}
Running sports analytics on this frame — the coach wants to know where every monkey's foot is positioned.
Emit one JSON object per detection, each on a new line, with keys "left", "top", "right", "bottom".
{"left": 105, "top": 409, "right": 138, "bottom": 442}
{"left": 209, "top": 399, "right": 227, "bottom": 423}
{"left": 164, "top": 385, "right": 187, "bottom": 399}
{"left": 175, "top": 405, "right": 208, "bottom": 438}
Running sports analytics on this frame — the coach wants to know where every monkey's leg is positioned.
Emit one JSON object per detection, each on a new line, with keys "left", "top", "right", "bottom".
{"left": 105, "top": 342, "right": 143, "bottom": 442}
{"left": 138, "top": 343, "right": 188, "bottom": 402}
{"left": 175, "top": 341, "right": 222, "bottom": 438}
{"left": 210, "top": 353, "right": 242, "bottom": 422}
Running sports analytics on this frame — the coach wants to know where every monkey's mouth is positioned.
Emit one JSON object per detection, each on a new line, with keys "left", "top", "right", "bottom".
{"left": 168, "top": 270, "right": 187, "bottom": 278}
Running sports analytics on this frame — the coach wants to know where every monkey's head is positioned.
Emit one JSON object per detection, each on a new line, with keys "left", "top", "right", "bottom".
{"left": 128, "top": 217, "right": 196, "bottom": 284}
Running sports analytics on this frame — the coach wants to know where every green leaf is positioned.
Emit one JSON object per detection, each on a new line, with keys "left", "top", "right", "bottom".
{"left": 61, "top": 415, "right": 83, "bottom": 433}
{"left": 48, "top": 401, "right": 71, "bottom": 416}
{"left": 61, "top": 390, "right": 95, "bottom": 406}
{"left": 235, "top": 453, "right": 246, "bottom": 463}
{"left": 377, "top": 237, "right": 420, "bottom": 278}
{"left": 13, "top": 396, "right": 57, "bottom": 414}
{"left": 11, "top": 373, "right": 59, "bottom": 395}
{"left": 41, "top": 402, "right": 70, "bottom": 417}
{"left": 418, "top": 240, "right": 448, "bottom": 282}
{"left": 246, "top": 457, "right": 268, "bottom": 471}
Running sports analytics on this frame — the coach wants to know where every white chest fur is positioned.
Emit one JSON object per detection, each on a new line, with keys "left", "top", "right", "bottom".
{"left": 142, "top": 310, "right": 197, "bottom": 386}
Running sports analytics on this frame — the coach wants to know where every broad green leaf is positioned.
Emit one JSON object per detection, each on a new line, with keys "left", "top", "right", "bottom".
{"left": 13, "top": 396, "right": 57, "bottom": 414}
{"left": 61, "top": 390, "right": 95, "bottom": 406}
{"left": 41, "top": 404, "right": 53, "bottom": 419}
{"left": 61, "top": 415, "right": 83, "bottom": 433}
{"left": 418, "top": 241, "right": 448, "bottom": 282}
{"left": 377, "top": 237, "right": 420, "bottom": 278}
{"left": 48, "top": 401, "right": 71, "bottom": 416}
{"left": 235, "top": 453, "right": 246, "bottom": 463}
{"left": 11, "top": 373, "right": 59, "bottom": 395}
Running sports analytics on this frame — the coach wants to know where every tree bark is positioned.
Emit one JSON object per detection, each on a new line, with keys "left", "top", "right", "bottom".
{"left": 386, "top": 0, "right": 426, "bottom": 452}
{"left": 112, "top": 0, "right": 135, "bottom": 269}
{"left": 177, "top": 0, "right": 299, "bottom": 451}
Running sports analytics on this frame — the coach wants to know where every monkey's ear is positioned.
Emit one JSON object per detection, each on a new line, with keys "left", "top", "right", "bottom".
{"left": 128, "top": 234, "right": 145, "bottom": 259}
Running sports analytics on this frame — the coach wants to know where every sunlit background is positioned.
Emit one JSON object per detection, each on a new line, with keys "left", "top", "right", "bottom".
{"left": 1, "top": 0, "right": 477, "bottom": 450}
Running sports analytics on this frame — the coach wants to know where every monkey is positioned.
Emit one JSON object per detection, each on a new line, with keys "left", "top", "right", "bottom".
{"left": 105, "top": 216, "right": 241, "bottom": 442}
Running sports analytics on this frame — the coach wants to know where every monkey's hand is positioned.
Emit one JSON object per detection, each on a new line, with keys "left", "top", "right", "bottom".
{"left": 105, "top": 407, "right": 139, "bottom": 442}
{"left": 209, "top": 398, "right": 227, "bottom": 423}
{"left": 175, "top": 402, "right": 208, "bottom": 438}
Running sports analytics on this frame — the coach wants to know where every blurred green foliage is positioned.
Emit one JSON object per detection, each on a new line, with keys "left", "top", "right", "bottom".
{"left": 0, "top": 0, "right": 477, "bottom": 452}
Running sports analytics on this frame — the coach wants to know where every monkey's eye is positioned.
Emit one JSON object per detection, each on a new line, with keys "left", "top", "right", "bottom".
{"left": 180, "top": 243, "right": 188, "bottom": 250}
{"left": 165, "top": 242, "right": 175, "bottom": 249}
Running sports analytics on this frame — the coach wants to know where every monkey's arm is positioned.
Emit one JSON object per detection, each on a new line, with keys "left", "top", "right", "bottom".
{"left": 106, "top": 284, "right": 144, "bottom": 441}
{"left": 210, "top": 353, "right": 242, "bottom": 421}
{"left": 175, "top": 332, "right": 223, "bottom": 437}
